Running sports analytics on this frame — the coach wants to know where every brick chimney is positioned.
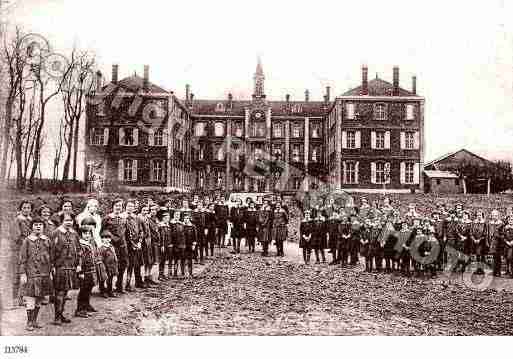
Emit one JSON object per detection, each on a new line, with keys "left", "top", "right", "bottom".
{"left": 393, "top": 66, "right": 400, "bottom": 96}
{"left": 143, "top": 65, "right": 149, "bottom": 91}
{"left": 286, "top": 94, "right": 290, "bottom": 103}
{"left": 305, "top": 89, "right": 310, "bottom": 102}
{"left": 325, "top": 86, "right": 331, "bottom": 102}
{"left": 112, "top": 64, "right": 119, "bottom": 84}
{"left": 185, "top": 84, "right": 190, "bottom": 103}
{"left": 95, "top": 70, "right": 102, "bottom": 92}
{"left": 412, "top": 76, "right": 417, "bottom": 95}
{"left": 228, "top": 93, "right": 233, "bottom": 109}
{"left": 362, "top": 65, "right": 368, "bottom": 95}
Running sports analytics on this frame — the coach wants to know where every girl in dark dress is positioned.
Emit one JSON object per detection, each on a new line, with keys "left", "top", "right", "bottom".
{"left": 272, "top": 202, "right": 289, "bottom": 257}
{"left": 51, "top": 213, "right": 81, "bottom": 325}
{"left": 244, "top": 201, "right": 259, "bottom": 253}
{"left": 327, "top": 212, "right": 340, "bottom": 265}
{"left": 12, "top": 201, "right": 33, "bottom": 307}
{"left": 471, "top": 211, "right": 487, "bottom": 274}
{"left": 360, "top": 220, "right": 372, "bottom": 272}
{"left": 230, "top": 199, "right": 245, "bottom": 254}
{"left": 258, "top": 200, "right": 273, "bottom": 257}
{"left": 349, "top": 216, "right": 362, "bottom": 265}
{"left": 18, "top": 217, "right": 53, "bottom": 331}
{"left": 299, "top": 210, "right": 313, "bottom": 264}
{"left": 312, "top": 213, "right": 326, "bottom": 264}
{"left": 338, "top": 214, "right": 352, "bottom": 266}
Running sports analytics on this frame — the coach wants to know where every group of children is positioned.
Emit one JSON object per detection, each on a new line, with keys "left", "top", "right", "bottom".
{"left": 12, "top": 194, "right": 290, "bottom": 331}
{"left": 300, "top": 198, "right": 513, "bottom": 279}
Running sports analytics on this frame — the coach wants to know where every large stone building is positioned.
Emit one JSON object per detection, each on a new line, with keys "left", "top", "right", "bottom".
{"left": 84, "top": 60, "right": 425, "bottom": 194}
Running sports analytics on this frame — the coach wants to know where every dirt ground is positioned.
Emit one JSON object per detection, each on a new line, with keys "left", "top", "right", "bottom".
{"left": 3, "top": 241, "right": 513, "bottom": 336}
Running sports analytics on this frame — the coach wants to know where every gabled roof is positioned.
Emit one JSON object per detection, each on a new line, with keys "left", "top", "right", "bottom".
{"left": 341, "top": 78, "right": 416, "bottom": 97}
{"left": 424, "top": 170, "right": 459, "bottom": 179}
{"left": 114, "top": 75, "right": 169, "bottom": 94}
{"left": 190, "top": 99, "right": 330, "bottom": 117}
{"left": 424, "top": 149, "right": 493, "bottom": 169}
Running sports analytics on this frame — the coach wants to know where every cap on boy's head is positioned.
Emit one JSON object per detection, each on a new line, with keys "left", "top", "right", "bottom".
{"left": 31, "top": 216, "right": 45, "bottom": 227}
{"left": 157, "top": 209, "right": 169, "bottom": 221}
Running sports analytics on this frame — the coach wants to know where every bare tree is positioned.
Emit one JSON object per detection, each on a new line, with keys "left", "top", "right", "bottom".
{"left": 53, "top": 117, "right": 66, "bottom": 181}
{"left": 61, "top": 46, "right": 95, "bottom": 181}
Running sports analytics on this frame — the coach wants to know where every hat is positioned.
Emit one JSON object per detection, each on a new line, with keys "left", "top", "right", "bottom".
{"left": 80, "top": 215, "right": 97, "bottom": 226}
{"left": 157, "top": 208, "right": 170, "bottom": 221}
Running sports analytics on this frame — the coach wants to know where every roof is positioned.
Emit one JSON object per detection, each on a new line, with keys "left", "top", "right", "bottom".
{"left": 424, "top": 170, "right": 459, "bottom": 179}
{"left": 189, "top": 99, "right": 330, "bottom": 117}
{"left": 108, "top": 74, "right": 169, "bottom": 94}
{"left": 424, "top": 149, "right": 493, "bottom": 169}
{"left": 341, "top": 78, "right": 416, "bottom": 97}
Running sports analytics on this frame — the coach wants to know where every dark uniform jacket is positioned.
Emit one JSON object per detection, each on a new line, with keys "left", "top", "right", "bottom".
{"left": 299, "top": 220, "right": 313, "bottom": 248}
{"left": 18, "top": 234, "right": 53, "bottom": 297}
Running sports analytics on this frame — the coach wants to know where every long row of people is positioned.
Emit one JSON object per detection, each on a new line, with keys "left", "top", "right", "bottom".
{"left": 300, "top": 198, "right": 513, "bottom": 279}
{"left": 11, "top": 194, "right": 290, "bottom": 331}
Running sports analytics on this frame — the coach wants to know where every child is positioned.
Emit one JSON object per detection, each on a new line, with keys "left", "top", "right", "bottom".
{"left": 349, "top": 216, "right": 361, "bottom": 265}
{"left": 12, "top": 201, "right": 33, "bottom": 307}
{"left": 75, "top": 227, "right": 98, "bottom": 318}
{"left": 18, "top": 217, "right": 53, "bottom": 331}
{"left": 327, "top": 212, "right": 340, "bottom": 265}
{"left": 206, "top": 203, "right": 217, "bottom": 259}
{"left": 503, "top": 216, "right": 513, "bottom": 278}
{"left": 338, "top": 215, "right": 351, "bottom": 266}
{"left": 182, "top": 213, "right": 197, "bottom": 277}
{"left": 360, "top": 220, "right": 372, "bottom": 272}
{"left": 138, "top": 206, "right": 155, "bottom": 286}
{"left": 147, "top": 205, "right": 162, "bottom": 284}
{"left": 103, "top": 198, "right": 128, "bottom": 294}
{"left": 169, "top": 210, "right": 183, "bottom": 277}
{"left": 312, "top": 213, "right": 326, "bottom": 264}
{"left": 191, "top": 202, "right": 207, "bottom": 263}
{"left": 488, "top": 210, "right": 503, "bottom": 277}
{"left": 157, "top": 209, "right": 172, "bottom": 280}
{"left": 80, "top": 216, "right": 108, "bottom": 297}
{"left": 471, "top": 211, "right": 487, "bottom": 274}
{"left": 124, "top": 200, "right": 145, "bottom": 291}
{"left": 50, "top": 213, "right": 81, "bottom": 325}
{"left": 398, "top": 222, "right": 413, "bottom": 276}
{"left": 98, "top": 231, "right": 118, "bottom": 297}
{"left": 299, "top": 210, "right": 313, "bottom": 264}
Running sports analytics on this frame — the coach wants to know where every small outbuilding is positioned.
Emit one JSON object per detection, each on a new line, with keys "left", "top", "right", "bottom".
{"left": 423, "top": 170, "right": 462, "bottom": 194}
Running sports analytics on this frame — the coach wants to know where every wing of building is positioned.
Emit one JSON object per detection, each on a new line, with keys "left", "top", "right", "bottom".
{"left": 85, "top": 61, "right": 425, "bottom": 194}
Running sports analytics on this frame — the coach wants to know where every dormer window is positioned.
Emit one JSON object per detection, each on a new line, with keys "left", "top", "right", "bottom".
{"left": 346, "top": 103, "right": 355, "bottom": 120}
{"left": 374, "top": 103, "right": 387, "bottom": 121}
{"left": 216, "top": 103, "right": 225, "bottom": 112}
{"left": 406, "top": 104, "right": 415, "bottom": 120}
{"left": 214, "top": 122, "right": 225, "bottom": 137}
{"left": 292, "top": 104, "right": 302, "bottom": 113}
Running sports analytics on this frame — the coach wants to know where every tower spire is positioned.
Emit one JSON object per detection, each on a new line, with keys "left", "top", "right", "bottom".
{"left": 253, "top": 55, "right": 265, "bottom": 100}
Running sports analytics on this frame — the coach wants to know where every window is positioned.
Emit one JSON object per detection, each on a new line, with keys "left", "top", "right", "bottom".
{"left": 198, "top": 145, "right": 205, "bottom": 161}
{"left": 292, "top": 124, "right": 302, "bottom": 138}
{"left": 374, "top": 103, "right": 387, "bottom": 121}
{"left": 311, "top": 146, "right": 320, "bottom": 162}
{"left": 376, "top": 132, "right": 385, "bottom": 149}
{"left": 97, "top": 102, "right": 106, "bottom": 116}
{"left": 124, "top": 159, "right": 134, "bottom": 181}
{"left": 405, "top": 132, "right": 415, "bottom": 150}
{"left": 214, "top": 122, "right": 225, "bottom": 137}
{"left": 406, "top": 104, "right": 415, "bottom": 120}
{"left": 375, "top": 162, "right": 386, "bottom": 184}
{"left": 292, "top": 145, "right": 301, "bottom": 162}
{"left": 293, "top": 178, "right": 302, "bottom": 190}
{"left": 405, "top": 162, "right": 414, "bottom": 184}
{"left": 91, "top": 128, "right": 104, "bottom": 145}
{"left": 216, "top": 145, "right": 225, "bottom": 161}
{"left": 345, "top": 162, "right": 357, "bottom": 184}
{"left": 253, "top": 122, "right": 266, "bottom": 137}
{"left": 273, "top": 123, "right": 283, "bottom": 138}
{"left": 154, "top": 129, "right": 164, "bottom": 146}
{"left": 153, "top": 160, "right": 164, "bottom": 182}
{"left": 199, "top": 171, "right": 205, "bottom": 188}
{"left": 292, "top": 104, "right": 302, "bottom": 113}
{"left": 347, "top": 131, "right": 356, "bottom": 149}
{"left": 346, "top": 103, "right": 355, "bottom": 120}
{"left": 254, "top": 145, "right": 263, "bottom": 160}
{"left": 311, "top": 123, "right": 320, "bottom": 138}
{"left": 436, "top": 179, "right": 441, "bottom": 186}
{"left": 194, "top": 122, "right": 206, "bottom": 137}
{"left": 216, "top": 103, "right": 225, "bottom": 112}
{"left": 233, "top": 122, "right": 243, "bottom": 137}
{"left": 121, "top": 128, "right": 134, "bottom": 146}
{"left": 272, "top": 145, "right": 283, "bottom": 160}
{"left": 455, "top": 179, "right": 460, "bottom": 186}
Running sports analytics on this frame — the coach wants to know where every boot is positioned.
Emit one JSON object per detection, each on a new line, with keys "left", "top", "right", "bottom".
{"left": 26, "top": 310, "right": 34, "bottom": 331}
{"left": 52, "top": 297, "right": 62, "bottom": 326}
{"left": 125, "top": 275, "right": 134, "bottom": 292}
{"left": 60, "top": 299, "right": 71, "bottom": 323}
{"left": 32, "top": 306, "right": 43, "bottom": 328}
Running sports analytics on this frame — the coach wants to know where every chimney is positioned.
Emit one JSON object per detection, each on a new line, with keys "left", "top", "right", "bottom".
{"left": 228, "top": 93, "right": 233, "bottom": 109}
{"left": 305, "top": 89, "right": 310, "bottom": 102}
{"left": 412, "top": 76, "right": 417, "bottom": 95}
{"left": 325, "top": 86, "right": 331, "bottom": 102}
{"left": 112, "top": 64, "right": 119, "bottom": 84}
{"left": 286, "top": 94, "right": 290, "bottom": 103}
{"left": 362, "top": 65, "right": 368, "bottom": 95}
{"left": 185, "top": 84, "right": 190, "bottom": 103}
{"left": 393, "top": 66, "right": 399, "bottom": 96}
{"left": 190, "top": 93, "right": 194, "bottom": 104}
{"left": 143, "top": 65, "right": 149, "bottom": 91}
{"left": 95, "top": 70, "right": 102, "bottom": 92}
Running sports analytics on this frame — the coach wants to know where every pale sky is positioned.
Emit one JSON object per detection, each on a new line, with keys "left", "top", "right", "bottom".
{"left": 6, "top": 0, "right": 513, "bottom": 179}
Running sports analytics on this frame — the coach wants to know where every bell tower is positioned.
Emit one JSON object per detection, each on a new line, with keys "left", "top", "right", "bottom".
{"left": 253, "top": 56, "right": 265, "bottom": 100}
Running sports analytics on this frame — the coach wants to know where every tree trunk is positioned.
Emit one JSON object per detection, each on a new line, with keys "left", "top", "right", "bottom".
{"left": 61, "top": 120, "right": 73, "bottom": 181}
{"left": 0, "top": 99, "right": 13, "bottom": 183}
{"left": 72, "top": 114, "right": 80, "bottom": 181}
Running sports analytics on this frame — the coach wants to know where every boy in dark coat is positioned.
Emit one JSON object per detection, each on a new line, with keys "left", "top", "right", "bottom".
{"left": 98, "top": 231, "right": 118, "bottom": 298}
{"left": 182, "top": 213, "right": 197, "bottom": 277}
{"left": 300, "top": 210, "right": 313, "bottom": 264}
{"left": 124, "top": 200, "right": 145, "bottom": 290}
{"left": 75, "top": 227, "right": 98, "bottom": 318}
{"left": 327, "top": 212, "right": 340, "bottom": 265}
{"left": 103, "top": 198, "right": 128, "bottom": 294}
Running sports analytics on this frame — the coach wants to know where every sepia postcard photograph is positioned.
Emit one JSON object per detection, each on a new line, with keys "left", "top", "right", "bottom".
{"left": 0, "top": 0, "right": 513, "bottom": 357}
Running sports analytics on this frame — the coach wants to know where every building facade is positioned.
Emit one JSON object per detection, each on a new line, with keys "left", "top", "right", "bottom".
{"left": 85, "top": 61, "right": 425, "bottom": 194}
